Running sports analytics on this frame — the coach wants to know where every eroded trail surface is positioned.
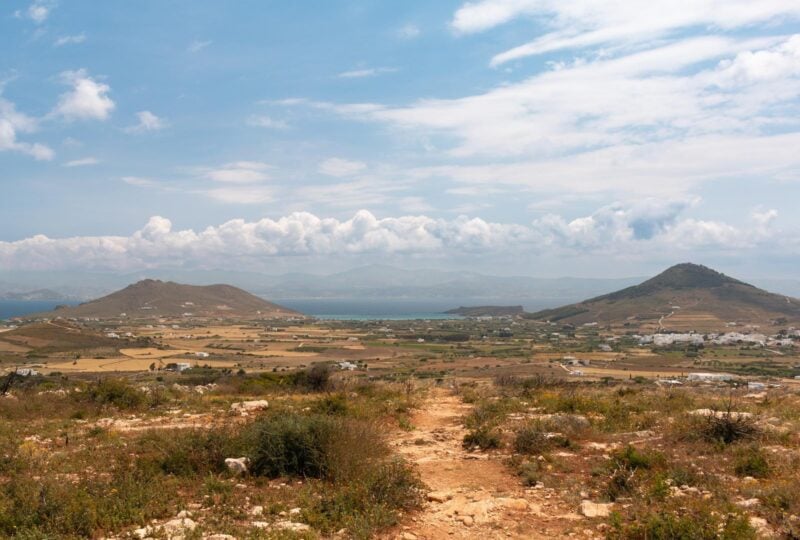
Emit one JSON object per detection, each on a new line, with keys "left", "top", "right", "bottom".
{"left": 391, "top": 388, "right": 589, "bottom": 540}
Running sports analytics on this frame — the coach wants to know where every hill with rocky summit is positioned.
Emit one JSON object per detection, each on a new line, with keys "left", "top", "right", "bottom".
{"left": 34, "top": 279, "right": 301, "bottom": 319}
{"left": 527, "top": 263, "right": 800, "bottom": 331}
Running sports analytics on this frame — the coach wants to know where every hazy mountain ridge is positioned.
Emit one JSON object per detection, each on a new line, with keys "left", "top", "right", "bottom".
{"left": 2, "top": 265, "right": 800, "bottom": 304}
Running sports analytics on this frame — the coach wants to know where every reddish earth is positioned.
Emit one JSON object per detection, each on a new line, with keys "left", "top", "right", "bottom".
{"left": 388, "top": 388, "right": 600, "bottom": 540}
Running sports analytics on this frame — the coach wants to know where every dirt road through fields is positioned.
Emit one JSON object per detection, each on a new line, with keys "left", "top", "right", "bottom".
{"left": 390, "top": 387, "right": 592, "bottom": 540}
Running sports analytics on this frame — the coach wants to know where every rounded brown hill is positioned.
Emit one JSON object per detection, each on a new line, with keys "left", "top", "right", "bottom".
{"left": 528, "top": 263, "right": 800, "bottom": 331}
{"left": 39, "top": 279, "right": 301, "bottom": 319}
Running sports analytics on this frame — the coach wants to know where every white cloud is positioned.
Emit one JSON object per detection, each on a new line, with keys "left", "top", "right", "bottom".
{"left": 450, "top": 0, "right": 800, "bottom": 66}
{"left": 338, "top": 67, "right": 398, "bottom": 79}
{"left": 54, "top": 33, "right": 86, "bottom": 46}
{"left": 187, "top": 40, "right": 212, "bottom": 53}
{"left": 396, "top": 24, "right": 421, "bottom": 39}
{"left": 63, "top": 157, "right": 98, "bottom": 167}
{"left": 122, "top": 176, "right": 158, "bottom": 187}
{"left": 0, "top": 203, "right": 787, "bottom": 271}
{"left": 203, "top": 186, "right": 273, "bottom": 204}
{"left": 202, "top": 161, "right": 272, "bottom": 183}
{"left": 246, "top": 115, "right": 288, "bottom": 129}
{"left": 451, "top": 0, "right": 539, "bottom": 34}
{"left": 318, "top": 157, "right": 367, "bottom": 177}
{"left": 125, "top": 110, "right": 167, "bottom": 133}
{"left": 17, "top": 1, "right": 53, "bottom": 24}
{"left": 284, "top": 33, "right": 800, "bottom": 200}
{"left": 52, "top": 69, "right": 114, "bottom": 121}
{"left": 0, "top": 97, "right": 54, "bottom": 160}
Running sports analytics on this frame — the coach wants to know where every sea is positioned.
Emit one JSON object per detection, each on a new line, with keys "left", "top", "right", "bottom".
{"left": 0, "top": 300, "right": 79, "bottom": 321}
{"left": 0, "top": 298, "right": 564, "bottom": 322}
{"left": 274, "top": 298, "right": 560, "bottom": 320}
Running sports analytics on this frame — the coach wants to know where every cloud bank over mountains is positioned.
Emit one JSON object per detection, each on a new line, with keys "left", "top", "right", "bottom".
{"left": 0, "top": 202, "right": 785, "bottom": 271}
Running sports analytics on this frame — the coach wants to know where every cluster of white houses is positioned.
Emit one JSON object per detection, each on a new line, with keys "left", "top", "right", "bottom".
{"left": 637, "top": 331, "right": 799, "bottom": 348}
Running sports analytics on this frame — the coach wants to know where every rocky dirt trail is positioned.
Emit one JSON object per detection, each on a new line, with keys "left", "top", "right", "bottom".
{"left": 390, "top": 387, "right": 599, "bottom": 540}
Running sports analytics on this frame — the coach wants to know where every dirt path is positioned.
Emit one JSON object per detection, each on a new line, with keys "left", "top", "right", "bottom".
{"left": 390, "top": 387, "right": 592, "bottom": 540}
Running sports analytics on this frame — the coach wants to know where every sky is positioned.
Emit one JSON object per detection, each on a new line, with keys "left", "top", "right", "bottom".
{"left": 2, "top": 0, "right": 800, "bottom": 278}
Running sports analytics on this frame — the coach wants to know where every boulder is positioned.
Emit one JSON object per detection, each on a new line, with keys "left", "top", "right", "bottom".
{"left": 580, "top": 500, "right": 613, "bottom": 518}
{"left": 225, "top": 457, "right": 250, "bottom": 475}
{"left": 427, "top": 491, "right": 452, "bottom": 503}
{"left": 231, "top": 400, "right": 269, "bottom": 413}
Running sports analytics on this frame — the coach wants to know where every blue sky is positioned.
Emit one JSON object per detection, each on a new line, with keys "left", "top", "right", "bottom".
{"left": 2, "top": 0, "right": 800, "bottom": 278}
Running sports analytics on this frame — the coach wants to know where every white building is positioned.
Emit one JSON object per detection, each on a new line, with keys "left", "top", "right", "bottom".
{"left": 688, "top": 372, "right": 734, "bottom": 382}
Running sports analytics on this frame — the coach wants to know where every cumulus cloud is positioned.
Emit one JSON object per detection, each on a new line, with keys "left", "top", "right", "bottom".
{"left": 52, "top": 69, "right": 114, "bottom": 121}
{"left": 318, "top": 157, "right": 367, "bottom": 177}
{"left": 125, "top": 110, "right": 167, "bottom": 133}
{"left": 54, "top": 33, "right": 86, "bottom": 46}
{"left": 0, "top": 204, "right": 786, "bottom": 271}
{"left": 0, "top": 97, "right": 54, "bottom": 160}
{"left": 63, "top": 157, "right": 98, "bottom": 167}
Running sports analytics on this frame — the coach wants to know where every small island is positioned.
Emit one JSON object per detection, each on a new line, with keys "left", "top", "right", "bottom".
{"left": 444, "top": 305, "right": 524, "bottom": 317}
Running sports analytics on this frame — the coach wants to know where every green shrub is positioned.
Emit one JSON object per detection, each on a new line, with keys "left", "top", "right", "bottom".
{"left": 248, "top": 411, "right": 422, "bottom": 538}
{"left": 312, "top": 393, "right": 349, "bottom": 416}
{"left": 516, "top": 460, "right": 542, "bottom": 486}
{"left": 308, "top": 459, "right": 422, "bottom": 539}
{"left": 83, "top": 378, "right": 145, "bottom": 409}
{"left": 463, "top": 427, "right": 501, "bottom": 450}
{"left": 295, "top": 364, "right": 332, "bottom": 392}
{"left": 249, "top": 413, "right": 337, "bottom": 478}
{"left": 608, "top": 507, "right": 756, "bottom": 539}
{"left": 606, "top": 446, "right": 663, "bottom": 501}
{"left": 513, "top": 424, "right": 549, "bottom": 454}
{"left": 135, "top": 428, "right": 247, "bottom": 477}
{"left": 733, "top": 445, "right": 770, "bottom": 478}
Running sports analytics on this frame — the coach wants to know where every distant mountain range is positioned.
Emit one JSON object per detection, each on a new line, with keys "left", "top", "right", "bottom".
{"left": 33, "top": 279, "right": 300, "bottom": 319}
{"left": 527, "top": 263, "right": 800, "bottom": 330}
{"left": 2, "top": 264, "right": 799, "bottom": 307}
{"left": 0, "top": 289, "right": 71, "bottom": 301}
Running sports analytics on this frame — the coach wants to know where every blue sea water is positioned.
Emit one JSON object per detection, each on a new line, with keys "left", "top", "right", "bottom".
{"left": 0, "top": 300, "right": 78, "bottom": 320}
{"left": 1, "top": 298, "right": 559, "bottom": 321}
{"left": 274, "top": 298, "right": 555, "bottom": 320}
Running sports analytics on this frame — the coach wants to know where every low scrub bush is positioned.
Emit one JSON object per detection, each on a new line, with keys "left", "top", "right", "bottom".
{"left": 135, "top": 428, "right": 248, "bottom": 477}
{"left": 608, "top": 504, "right": 756, "bottom": 539}
{"left": 606, "top": 446, "right": 664, "bottom": 501}
{"left": 513, "top": 424, "right": 549, "bottom": 455}
{"left": 248, "top": 411, "right": 422, "bottom": 538}
{"left": 463, "top": 426, "right": 501, "bottom": 450}
{"left": 249, "top": 413, "right": 338, "bottom": 478}
{"left": 733, "top": 445, "right": 770, "bottom": 478}
{"left": 83, "top": 378, "right": 146, "bottom": 410}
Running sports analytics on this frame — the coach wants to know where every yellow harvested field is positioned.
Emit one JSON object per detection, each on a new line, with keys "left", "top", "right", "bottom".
{"left": 0, "top": 340, "right": 31, "bottom": 353}
{"left": 244, "top": 349, "right": 318, "bottom": 357}
{"left": 44, "top": 357, "right": 237, "bottom": 373}
{"left": 120, "top": 348, "right": 191, "bottom": 358}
